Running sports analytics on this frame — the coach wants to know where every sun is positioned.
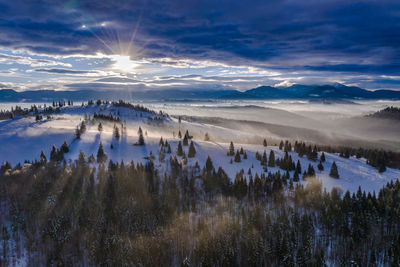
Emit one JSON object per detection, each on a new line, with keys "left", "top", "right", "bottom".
{"left": 111, "top": 55, "right": 138, "bottom": 72}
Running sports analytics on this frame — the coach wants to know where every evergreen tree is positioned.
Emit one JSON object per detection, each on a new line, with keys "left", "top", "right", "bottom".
{"left": 228, "top": 141, "right": 235, "bottom": 156}
{"left": 263, "top": 139, "right": 267, "bottom": 147}
{"left": 317, "top": 161, "right": 324, "bottom": 171}
{"left": 178, "top": 130, "right": 182, "bottom": 139}
{"left": 80, "top": 121, "right": 87, "bottom": 133}
{"left": 188, "top": 141, "right": 196, "bottom": 158}
{"left": 40, "top": 150, "right": 47, "bottom": 164}
{"left": 344, "top": 149, "right": 350, "bottom": 158}
{"left": 60, "top": 141, "right": 69, "bottom": 153}
{"left": 138, "top": 127, "right": 145, "bottom": 145}
{"left": 97, "top": 142, "right": 107, "bottom": 163}
{"left": 320, "top": 152, "right": 326, "bottom": 162}
{"left": 176, "top": 141, "right": 183, "bottom": 156}
{"left": 307, "top": 164, "right": 315, "bottom": 176}
{"left": 98, "top": 122, "right": 103, "bottom": 132}
{"left": 279, "top": 140, "right": 284, "bottom": 150}
{"left": 78, "top": 150, "right": 86, "bottom": 165}
{"left": 262, "top": 150, "right": 268, "bottom": 166}
{"left": 183, "top": 134, "right": 189, "bottom": 146}
{"left": 329, "top": 161, "right": 339, "bottom": 178}
{"left": 234, "top": 150, "right": 241, "bottom": 162}
{"left": 205, "top": 156, "right": 214, "bottom": 171}
{"left": 75, "top": 126, "right": 81, "bottom": 139}
{"left": 50, "top": 145, "right": 59, "bottom": 161}
{"left": 0, "top": 161, "right": 12, "bottom": 173}
{"left": 293, "top": 170, "right": 299, "bottom": 182}
{"left": 296, "top": 160, "right": 302, "bottom": 173}
{"left": 268, "top": 150, "right": 275, "bottom": 167}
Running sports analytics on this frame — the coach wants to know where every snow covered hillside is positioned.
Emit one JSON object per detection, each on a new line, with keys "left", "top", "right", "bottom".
{"left": 0, "top": 102, "right": 399, "bottom": 193}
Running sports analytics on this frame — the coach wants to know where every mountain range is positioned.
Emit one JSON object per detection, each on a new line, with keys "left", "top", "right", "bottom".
{"left": 1, "top": 84, "right": 399, "bottom": 102}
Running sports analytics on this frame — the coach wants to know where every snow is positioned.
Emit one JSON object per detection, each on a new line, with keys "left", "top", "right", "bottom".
{"left": 0, "top": 103, "right": 399, "bottom": 194}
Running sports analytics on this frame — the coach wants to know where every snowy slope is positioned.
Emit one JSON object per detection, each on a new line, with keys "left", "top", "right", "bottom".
{"left": 0, "top": 103, "right": 399, "bottom": 194}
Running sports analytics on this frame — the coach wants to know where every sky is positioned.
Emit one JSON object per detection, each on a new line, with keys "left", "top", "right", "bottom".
{"left": 0, "top": 0, "right": 399, "bottom": 92}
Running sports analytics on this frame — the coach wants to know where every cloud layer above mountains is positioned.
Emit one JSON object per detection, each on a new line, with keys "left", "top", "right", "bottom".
{"left": 0, "top": 0, "right": 399, "bottom": 91}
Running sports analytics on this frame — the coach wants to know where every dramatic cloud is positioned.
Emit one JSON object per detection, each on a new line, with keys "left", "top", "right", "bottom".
{"left": 0, "top": 0, "right": 399, "bottom": 90}
{"left": 33, "top": 68, "right": 100, "bottom": 75}
{"left": 0, "top": 53, "right": 71, "bottom": 67}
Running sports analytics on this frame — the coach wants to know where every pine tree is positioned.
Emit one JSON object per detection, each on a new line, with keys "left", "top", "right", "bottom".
{"left": 183, "top": 134, "right": 189, "bottom": 146}
{"left": 178, "top": 130, "right": 182, "bottom": 139}
{"left": 228, "top": 141, "right": 235, "bottom": 156}
{"left": 75, "top": 126, "right": 81, "bottom": 139}
{"left": 262, "top": 150, "right": 268, "bottom": 166}
{"left": 50, "top": 145, "right": 58, "bottom": 161}
{"left": 243, "top": 152, "right": 248, "bottom": 159}
{"left": 329, "top": 161, "right": 339, "bottom": 178}
{"left": 138, "top": 127, "right": 145, "bottom": 145}
{"left": 176, "top": 141, "right": 183, "bottom": 156}
{"left": 98, "top": 122, "right": 103, "bottom": 132}
{"left": 1, "top": 161, "right": 12, "bottom": 173}
{"left": 80, "top": 121, "right": 87, "bottom": 134}
{"left": 40, "top": 150, "right": 47, "bottom": 164}
{"left": 268, "top": 150, "right": 275, "bottom": 167}
{"left": 78, "top": 150, "right": 86, "bottom": 165}
{"left": 263, "top": 139, "right": 267, "bottom": 147}
{"left": 307, "top": 164, "right": 315, "bottom": 176}
{"left": 205, "top": 156, "right": 214, "bottom": 171}
{"left": 97, "top": 142, "right": 107, "bottom": 163}
{"left": 293, "top": 170, "right": 299, "bottom": 182}
{"left": 60, "top": 141, "right": 69, "bottom": 153}
{"left": 279, "top": 140, "right": 284, "bottom": 150}
{"left": 320, "top": 152, "right": 326, "bottom": 162}
{"left": 296, "top": 160, "right": 302, "bottom": 173}
{"left": 317, "top": 161, "right": 324, "bottom": 171}
{"left": 234, "top": 150, "right": 241, "bottom": 162}
{"left": 188, "top": 141, "right": 196, "bottom": 158}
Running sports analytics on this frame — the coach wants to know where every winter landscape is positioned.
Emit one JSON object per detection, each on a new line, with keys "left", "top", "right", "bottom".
{"left": 1, "top": 0, "right": 400, "bottom": 266}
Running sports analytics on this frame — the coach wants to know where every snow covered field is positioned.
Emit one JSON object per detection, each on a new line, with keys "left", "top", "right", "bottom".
{"left": 0, "top": 103, "right": 399, "bottom": 194}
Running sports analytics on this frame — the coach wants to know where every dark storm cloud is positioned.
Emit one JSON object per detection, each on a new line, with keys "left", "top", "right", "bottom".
{"left": 306, "top": 64, "right": 400, "bottom": 75}
{"left": 0, "top": 0, "right": 399, "bottom": 82}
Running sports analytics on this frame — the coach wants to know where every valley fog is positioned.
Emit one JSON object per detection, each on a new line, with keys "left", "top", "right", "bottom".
{"left": 142, "top": 99, "right": 399, "bottom": 120}
{"left": 141, "top": 99, "right": 400, "bottom": 150}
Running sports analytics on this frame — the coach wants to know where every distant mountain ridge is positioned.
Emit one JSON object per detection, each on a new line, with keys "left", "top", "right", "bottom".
{"left": 0, "top": 84, "right": 399, "bottom": 102}
{"left": 223, "top": 84, "right": 400, "bottom": 100}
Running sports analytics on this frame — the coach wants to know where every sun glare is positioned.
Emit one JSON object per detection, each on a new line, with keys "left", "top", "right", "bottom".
{"left": 111, "top": 55, "right": 138, "bottom": 72}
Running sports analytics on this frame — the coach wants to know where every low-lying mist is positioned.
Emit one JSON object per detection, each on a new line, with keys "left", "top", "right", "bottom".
{"left": 144, "top": 99, "right": 400, "bottom": 150}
